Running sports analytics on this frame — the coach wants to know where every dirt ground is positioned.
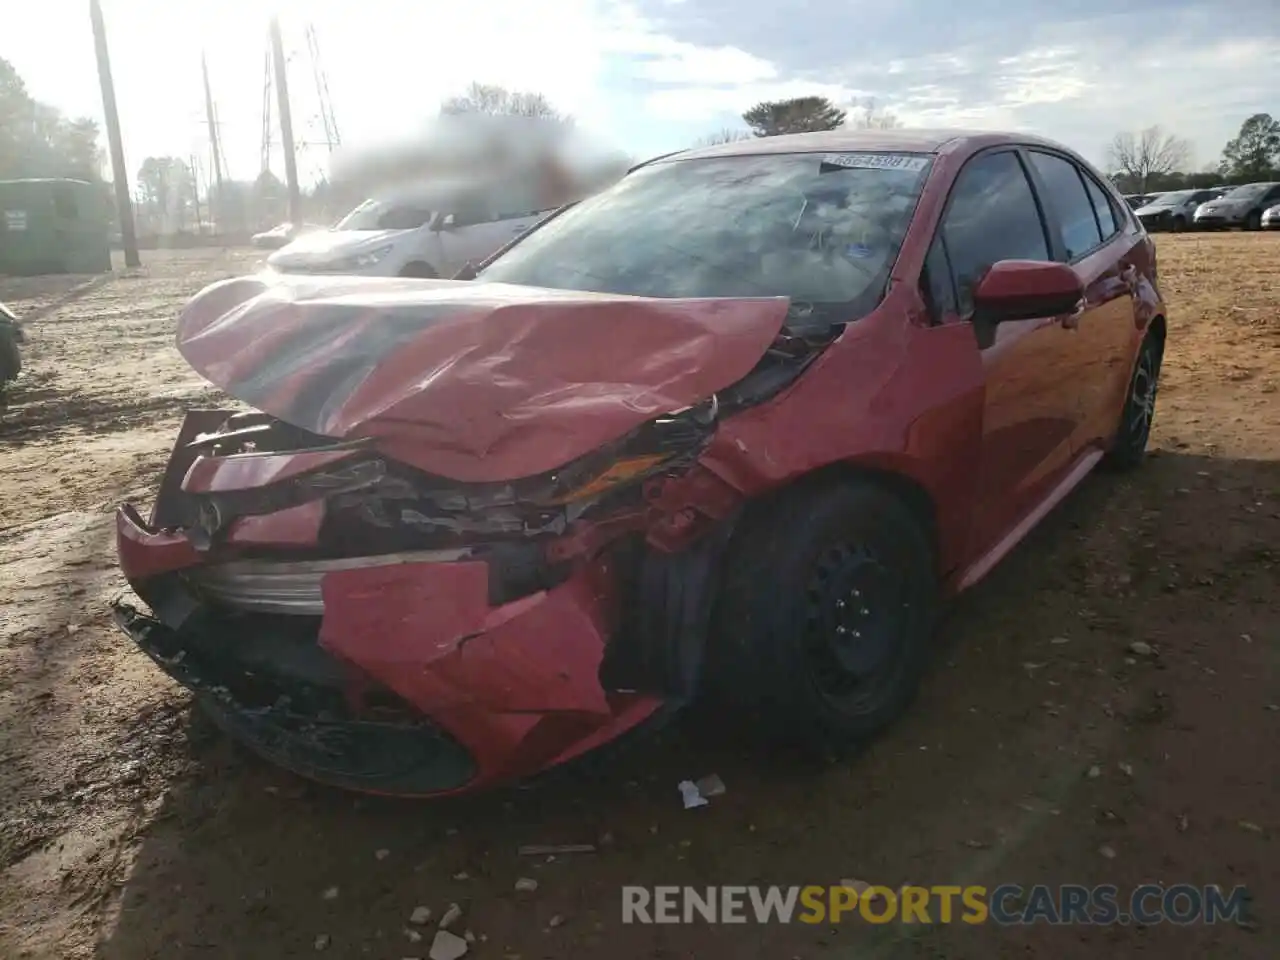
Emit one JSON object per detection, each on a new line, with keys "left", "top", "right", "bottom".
{"left": 0, "top": 237, "right": 1276, "bottom": 960}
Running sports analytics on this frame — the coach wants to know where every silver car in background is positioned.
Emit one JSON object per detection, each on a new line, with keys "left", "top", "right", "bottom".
{"left": 1193, "top": 182, "right": 1280, "bottom": 231}
{"left": 1133, "top": 188, "right": 1224, "bottom": 232}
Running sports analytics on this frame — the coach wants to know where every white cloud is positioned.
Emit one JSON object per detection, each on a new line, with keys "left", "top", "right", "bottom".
{"left": 3, "top": 0, "right": 1277, "bottom": 183}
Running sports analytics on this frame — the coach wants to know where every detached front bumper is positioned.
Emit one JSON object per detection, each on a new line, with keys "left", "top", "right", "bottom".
{"left": 112, "top": 505, "right": 663, "bottom": 796}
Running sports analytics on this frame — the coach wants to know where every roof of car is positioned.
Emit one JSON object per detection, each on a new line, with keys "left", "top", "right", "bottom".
{"left": 668, "top": 128, "right": 1069, "bottom": 163}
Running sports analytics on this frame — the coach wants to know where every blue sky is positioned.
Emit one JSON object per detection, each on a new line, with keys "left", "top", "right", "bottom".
{"left": 5, "top": 0, "right": 1277, "bottom": 191}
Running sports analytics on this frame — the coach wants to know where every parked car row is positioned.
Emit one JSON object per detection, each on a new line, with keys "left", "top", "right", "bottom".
{"left": 1129, "top": 182, "right": 1280, "bottom": 232}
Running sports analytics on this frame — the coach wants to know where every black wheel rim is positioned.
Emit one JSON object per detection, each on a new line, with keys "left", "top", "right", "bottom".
{"left": 802, "top": 540, "right": 909, "bottom": 711}
{"left": 1129, "top": 345, "right": 1159, "bottom": 442}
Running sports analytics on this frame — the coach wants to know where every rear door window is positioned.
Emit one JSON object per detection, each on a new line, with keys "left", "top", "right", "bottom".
{"left": 1028, "top": 151, "right": 1104, "bottom": 259}
{"left": 1082, "top": 175, "right": 1118, "bottom": 239}
{"left": 940, "top": 150, "right": 1050, "bottom": 316}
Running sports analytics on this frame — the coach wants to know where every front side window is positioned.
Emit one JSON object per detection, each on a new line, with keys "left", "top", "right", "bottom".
{"left": 334, "top": 200, "right": 434, "bottom": 231}
{"left": 478, "top": 152, "right": 932, "bottom": 318}
{"left": 940, "top": 150, "right": 1049, "bottom": 316}
{"left": 1028, "top": 151, "right": 1103, "bottom": 259}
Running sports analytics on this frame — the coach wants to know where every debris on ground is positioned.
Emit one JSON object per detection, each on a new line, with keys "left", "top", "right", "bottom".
{"left": 321, "top": 886, "right": 339, "bottom": 900}
{"left": 429, "top": 929, "right": 469, "bottom": 960}
{"left": 405, "top": 928, "right": 424, "bottom": 943}
{"left": 1099, "top": 845, "right": 1117, "bottom": 859}
{"left": 678, "top": 780, "right": 708, "bottom": 809}
{"left": 517, "top": 843, "right": 597, "bottom": 856}
{"left": 547, "top": 914, "right": 565, "bottom": 929}
{"left": 678, "top": 775, "right": 726, "bottom": 809}
{"left": 514, "top": 878, "right": 538, "bottom": 892}
{"left": 1238, "top": 820, "right": 1263, "bottom": 834}
{"left": 694, "top": 774, "right": 727, "bottom": 798}
{"left": 314, "top": 933, "right": 331, "bottom": 950}
{"left": 409, "top": 906, "right": 433, "bottom": 925}
{"left": 1128, "top": 641, "right": 1156, "bottom": 657}
{"left": 439, "top": 903, "right": 463, "bottom": 930}
{"left": 375, "top": 848, "right": 390, "bottom": 860}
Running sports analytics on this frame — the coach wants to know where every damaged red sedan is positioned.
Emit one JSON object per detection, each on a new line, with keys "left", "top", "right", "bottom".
{"left": 113, "top": 130, "right": 1166, "bottom": 796}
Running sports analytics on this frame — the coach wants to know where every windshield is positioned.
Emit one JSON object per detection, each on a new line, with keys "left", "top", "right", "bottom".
{"left": 334, "top": 199, "right": 434, "bottom": 231}
{"left": 1224, "top": 183, "right": 1272, "bottom": 201}
{"left": 477, "top": 152, "right": 932, "bottom": 311}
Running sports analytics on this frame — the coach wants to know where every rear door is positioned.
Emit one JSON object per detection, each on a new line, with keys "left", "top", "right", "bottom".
{"left": 1024, "top": 150, "right": 1139, "bottom": 452}
{"left": 929, "top": 149, "right": 1084, "bottom": 554}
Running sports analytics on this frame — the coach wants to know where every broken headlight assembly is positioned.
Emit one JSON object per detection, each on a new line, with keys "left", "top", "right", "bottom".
{"left": 322, "top": 396, "right": 721, "bottom": 547}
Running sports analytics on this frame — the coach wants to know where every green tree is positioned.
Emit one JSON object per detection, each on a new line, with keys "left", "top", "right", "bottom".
{"left": 742, "top": 96, "right": 846, "bottom": 137}
{"left": 136, "top": 156, "right": 195, "bottom": 232}
{"left": 1219, "top": 113, "right": 1280, "bottom": 180}
{"left": 0, "top": 56, "right": 103, "bottom": 180}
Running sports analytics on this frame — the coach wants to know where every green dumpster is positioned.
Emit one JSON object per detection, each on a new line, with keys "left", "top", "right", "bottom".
{"left": 0, "top": 179, "right": 113, "bottom": 275}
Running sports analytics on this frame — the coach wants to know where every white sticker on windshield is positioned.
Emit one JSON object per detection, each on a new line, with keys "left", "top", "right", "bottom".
{"left": 821, "top": 153, "right": 930, "bottom": 172}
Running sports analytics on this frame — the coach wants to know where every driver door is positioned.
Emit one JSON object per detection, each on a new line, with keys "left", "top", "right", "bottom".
{"left": 932, "top": 149, "right": 1085, "bottom": 557}
{"left": 436, "top": 197, "right": 512, "bottom": 275}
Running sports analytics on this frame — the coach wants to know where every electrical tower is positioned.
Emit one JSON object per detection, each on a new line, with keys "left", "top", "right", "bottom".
{"left": 258, "top": 21, "right": 341, "bottom": 188}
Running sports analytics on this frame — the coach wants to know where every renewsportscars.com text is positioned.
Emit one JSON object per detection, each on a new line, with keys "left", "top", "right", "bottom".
{"left": 621, "top": 884, "right": 1250, "bottom": 926}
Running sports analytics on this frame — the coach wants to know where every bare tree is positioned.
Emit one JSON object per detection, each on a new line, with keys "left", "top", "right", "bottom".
{"left": 1106, "top": 126, "right": 1192, "bottom": 193}
{"left": 847, "top": 98, "right": 902, "bottom": 130}
{"left": 693, "top": 128, "right": 753, "bottom": 147}
{"left": 440, "top": 82, "right": 569, "bottom": 123}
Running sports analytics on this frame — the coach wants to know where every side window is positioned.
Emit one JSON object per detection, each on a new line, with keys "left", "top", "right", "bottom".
{"left": 451, "top": 196, "right": 493, "bottom": 228}
{"left": 1082, "top": 175, "right": 1118, "bottom": 239}
{"left": 941, "top": 150, "right": 1050, "bottom": 316}
{"left": 1028, "top": 151, "right": 1103, "bottom": 259}
{"left": 1264, "top": 186, "right": 1280, "bottom": 205}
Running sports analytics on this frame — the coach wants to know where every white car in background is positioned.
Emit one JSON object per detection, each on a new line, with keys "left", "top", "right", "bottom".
{"left": 266, "top": 190, "right": 551, "bottom": 278}
{"left": 1262, "top": 204, "right": 1280, "bottom": 230}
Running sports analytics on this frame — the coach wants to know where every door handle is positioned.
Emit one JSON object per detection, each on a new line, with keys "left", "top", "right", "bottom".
{"left": 1120, "top": 265, "right": 1138, "bottom": 292}
{"left": 1060, "top": 298, "right": 1085, "bottom": 330}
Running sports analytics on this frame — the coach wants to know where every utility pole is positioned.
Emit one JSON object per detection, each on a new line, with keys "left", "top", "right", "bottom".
{"left": 89, "top": 0, "right": 140, "bottom": 267}
{"left": 268, "top": 15, "right": 302, "bottom": 224}
{"left": 200, "top": 52, "right": 225, "bottom": 193}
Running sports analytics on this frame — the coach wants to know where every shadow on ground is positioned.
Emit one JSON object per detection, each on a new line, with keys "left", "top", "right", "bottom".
{"left": 85, "top": 451, "right": 1279, "bottom": 960}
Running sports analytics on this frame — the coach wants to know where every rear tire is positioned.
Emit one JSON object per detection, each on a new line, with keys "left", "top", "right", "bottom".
{"left": 1245, "top": 210, "right": 1262, "bottom": 231}
{"left": 399, "top": 261, "right": 438, "bottom": 278}
{"left": 1170, "top": 216, "right": 1186, "bottom": 233}
{"left": 1104, "top": 328, "right": 1163, "bottom": 470}
{"left": 706, "top": 480, "right": 937, "bottom": 746}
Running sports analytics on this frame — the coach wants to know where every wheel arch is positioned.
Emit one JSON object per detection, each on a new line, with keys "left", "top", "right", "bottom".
{"left": 734, "top": 459, "right": 943, "bottom": 573}
{"left": 398, "top": 260, "right": 438, "bottom": 278}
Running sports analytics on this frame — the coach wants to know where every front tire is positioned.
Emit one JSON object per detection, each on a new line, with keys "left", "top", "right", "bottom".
{"left": 1245, "top": 210, "right": 1262, "bottom": 231}
{"left": 707, "top": 480, "right": 937, "bottom": 745}
{"left": 1105, "top": 328, "right": 1163, "bottom": 469}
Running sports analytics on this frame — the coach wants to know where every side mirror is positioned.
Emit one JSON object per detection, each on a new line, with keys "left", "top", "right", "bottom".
{"left": 972, "top": 260, "right": 1083, "bottom": 324}
{"left": 433, "top": 213, "right": 457, "bottom": 232}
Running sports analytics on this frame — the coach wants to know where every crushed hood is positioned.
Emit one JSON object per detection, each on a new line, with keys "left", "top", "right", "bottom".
{"left": 176, "top": 274, "right": 789, "bottom": 482}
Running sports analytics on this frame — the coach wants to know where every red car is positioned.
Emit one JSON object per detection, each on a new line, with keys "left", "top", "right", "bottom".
{"left": 113, "top": 130, "right": 1165, "bottom": 796}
